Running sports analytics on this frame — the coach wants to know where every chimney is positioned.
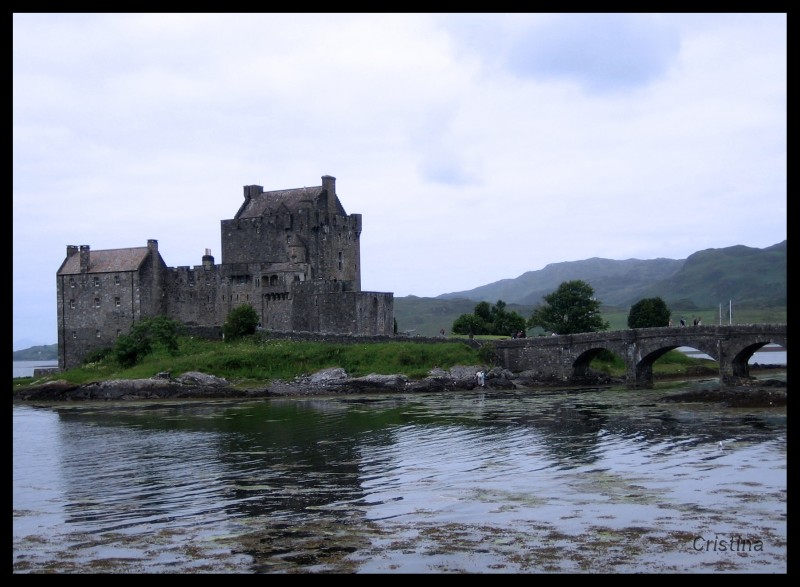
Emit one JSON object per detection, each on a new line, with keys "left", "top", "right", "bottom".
{"left": 202, "top": 248, "right": 215, "bottom": 270}
{"left": 79, "top": 245, "right": 91, "bottom": 273}
{"left": 243, "top": 185, "right": 263, "bottom": 201}
{"left": 66, "top": 245, "right": 78, "bottom": 258}
{"left": 322, "top": 175, "right": 336, "bottom": 215}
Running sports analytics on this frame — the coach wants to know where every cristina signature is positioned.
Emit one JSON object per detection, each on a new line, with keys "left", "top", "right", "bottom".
{"left": 693, "top": 535, "right": 764, "bottom": 552}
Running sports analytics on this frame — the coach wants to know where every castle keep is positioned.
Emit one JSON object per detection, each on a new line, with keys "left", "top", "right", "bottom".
{"left": 56, "top": 175, "right": 395, "bottom": 369}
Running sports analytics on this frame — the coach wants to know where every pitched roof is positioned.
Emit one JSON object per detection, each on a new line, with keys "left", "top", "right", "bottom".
{"left": 58, "top": 247, "right": 151, "bottom": 275}
{"left": 235, "top": 185, "right": 346, "bottom": 219}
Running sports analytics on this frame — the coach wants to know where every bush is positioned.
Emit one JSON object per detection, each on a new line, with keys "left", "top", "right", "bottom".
{"left": 222, "top": 304, "right": 260, "bottom": 341}
{"left": 83, "top": 347, "right": 113, "bottom": 365}
{"left": 628, "top": 297, "right": 671, "bottom": 328}
{"left": 112, "top": 316, "right": 184, "bottom": 367}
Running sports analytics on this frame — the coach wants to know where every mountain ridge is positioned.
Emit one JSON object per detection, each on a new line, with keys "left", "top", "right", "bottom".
{"left": 436, "top": 241, "right": 785, "bottom": 307}
{"left": 393, "top": 241, "right": 786, "bottom": 336}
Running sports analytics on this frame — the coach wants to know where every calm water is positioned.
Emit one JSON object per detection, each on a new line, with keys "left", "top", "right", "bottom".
{"left": 13, "top": 360, "right": 59, "bottom": 379}
{"left": 13, "top": 377, "right": 786, "bottom": 574}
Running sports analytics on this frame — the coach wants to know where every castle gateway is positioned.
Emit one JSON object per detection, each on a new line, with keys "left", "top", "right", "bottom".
{"left": 56, "top": 175, "right": 395, "bottom": 369}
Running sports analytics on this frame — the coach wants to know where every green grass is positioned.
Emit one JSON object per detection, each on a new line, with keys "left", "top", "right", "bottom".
{"left": 13, "top": 337, "right": 484, "bottom": 390}
{"left": 600, "top": 307, "right": 787, "bottom": 331}
{"left": 14, "top": 335, "right": 727, "bottom": 392}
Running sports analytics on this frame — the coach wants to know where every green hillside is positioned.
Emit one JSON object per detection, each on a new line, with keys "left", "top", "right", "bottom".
{"left": 13, "top": 344, "right": 58, "bottom": 361}
{"left": 395, "top": 241, "right": 786, "bottom": 336}
{"left": 438, "top": 241, "right": 785, "bottom": 310}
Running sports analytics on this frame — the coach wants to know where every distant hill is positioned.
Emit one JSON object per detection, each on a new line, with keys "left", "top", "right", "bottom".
{"left": 13, "top": 344, "right": 58, "bottom": 361}
{"left": 396, "top": 241, "right": 786, "bottom": 336}
{"left": 438, "top": 241, "right": 785, "bottom": 308}
{"left": 439, "top": 257, "right": 685, "bottom": 307}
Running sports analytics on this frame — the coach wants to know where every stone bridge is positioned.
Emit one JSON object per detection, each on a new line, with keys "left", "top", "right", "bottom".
{"left": 491, "top": 324, "right": 787, "bottom": 389}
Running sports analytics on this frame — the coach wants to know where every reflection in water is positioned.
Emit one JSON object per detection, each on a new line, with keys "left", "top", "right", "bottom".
{"left": 13, "top": 380, "right": 786, "bottom": 573}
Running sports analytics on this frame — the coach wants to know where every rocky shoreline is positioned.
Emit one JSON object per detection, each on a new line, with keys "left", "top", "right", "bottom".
{"left": 12, "top": 364, "right": 786, "bottom": 407}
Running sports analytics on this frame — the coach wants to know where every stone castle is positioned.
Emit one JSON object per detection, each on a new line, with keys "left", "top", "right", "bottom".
{"left": 56, "top": 175, "right": 395, "bottom": 369}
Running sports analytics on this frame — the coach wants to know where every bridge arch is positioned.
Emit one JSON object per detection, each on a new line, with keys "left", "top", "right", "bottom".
{"left": 492, "top": 324, "right": 786, "bottom": 390}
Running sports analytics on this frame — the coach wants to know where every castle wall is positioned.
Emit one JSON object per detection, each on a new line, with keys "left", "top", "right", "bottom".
{"left": 58, "top": 269, "right": 143, "bottom": 369}
{"left": 164, "top": 265, "right": 221, "bottom": 327}
{"left": 57, "top": 177, "right": 393, "bottom": 368}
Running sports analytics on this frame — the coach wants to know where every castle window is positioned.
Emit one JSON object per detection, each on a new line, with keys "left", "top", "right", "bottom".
{"left": 69, "top": 299, "right": 75, "bottom": 309}
{"left": 116, "top": 329, "right": 122, "bottom": 337}
{"left": 114, "top": 275, "right": 120, "bottom": 285}
{"left": 69, "top": 277, "right": 76, "bottom": 288}
{"left": 338, "top": 251, "right": 343, "bottom": 271}
{"left": 96, "top": 329, "right": 101, "bottom": 338}
{"left": 114, "top": 297, "right": 121, "bottom": 307}
{"left": 255, "top": 277, "right": 260, "bottom": 287}
{"left": 94, "top": 298, "right": 101, "bottom": 308}
{"left": 93, "top": 276, "right": 100, "bottom": 287}
{"left": 72, "top": 331, "right": 77, "bottom": 339}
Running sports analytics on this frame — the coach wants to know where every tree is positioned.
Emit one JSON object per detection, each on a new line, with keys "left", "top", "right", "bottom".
{"left": 452, "top": 313, "right": 490, "bottom": 336}
{"left": 113, "top": 315, "right": 183, "bottom": 367}
{"left": 527, "top": 280, "right": 609, "bottom": 335}
{"left": 223, "top": 304, "right": 260, "bottom": 341}
{"left": 452, "top": 300, "right": 527, "bottom": 336}
{"left": 627, "top": 297, "right": 671, "bottom": 329}
{"left": 490, "top": 300, "right": 527, "bottom": 336}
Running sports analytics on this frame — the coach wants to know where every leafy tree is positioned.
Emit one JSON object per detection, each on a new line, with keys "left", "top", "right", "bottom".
{"left": 113, "top": 315, "right": 182, "bottom": 367}
{"left": 452, "top": 300, "right": 527, "bottom": 336}
{"left": 627, "top": 297, "right": 671, "bottom": 328}
{"left": 490, "top": 300, "right": 527, "bottom": 336}
{"left": 114, "top": 332, "right": 150, "bottom": 368}
{"left": 142, "top": 315, "right": 182, "bottom": 353}
{"left": 527, "top": 280, "right": 610, "bottom": 335}
{"left": 452, "top": 313, "right": 490, "bottom": 336}
{"left": 223, "top": 304, "right": 260, "bottom": 341}
{"left": 474, "top": 301, "right": 493, "bottom": 323}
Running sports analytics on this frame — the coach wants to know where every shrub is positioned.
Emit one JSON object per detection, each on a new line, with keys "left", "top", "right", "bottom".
{"left": 223, "top": 304, "right": 260, "bottom": 342}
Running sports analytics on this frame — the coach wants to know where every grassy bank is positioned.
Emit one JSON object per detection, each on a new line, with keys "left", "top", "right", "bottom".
{"left": 13, "top": 336, "right": 720, "bottom": 391}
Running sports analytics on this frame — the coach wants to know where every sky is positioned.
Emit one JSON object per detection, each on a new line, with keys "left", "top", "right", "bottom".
{"left": 13, "top": 13, "right": 787, "bottom": 349}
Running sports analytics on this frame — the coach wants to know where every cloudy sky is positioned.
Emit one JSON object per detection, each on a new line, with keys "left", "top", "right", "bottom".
{"left": 13, "top": 13, "right": 786, "bottom": 349}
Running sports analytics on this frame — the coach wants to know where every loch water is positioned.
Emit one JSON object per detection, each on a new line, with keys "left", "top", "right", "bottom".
{"left": 13, "top": 376, "right": 786, "bottom": 574}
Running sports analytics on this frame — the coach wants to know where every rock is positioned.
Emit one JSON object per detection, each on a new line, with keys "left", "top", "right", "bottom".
{"left": 12, "top": 366, "right": 786, "bottom": 406}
